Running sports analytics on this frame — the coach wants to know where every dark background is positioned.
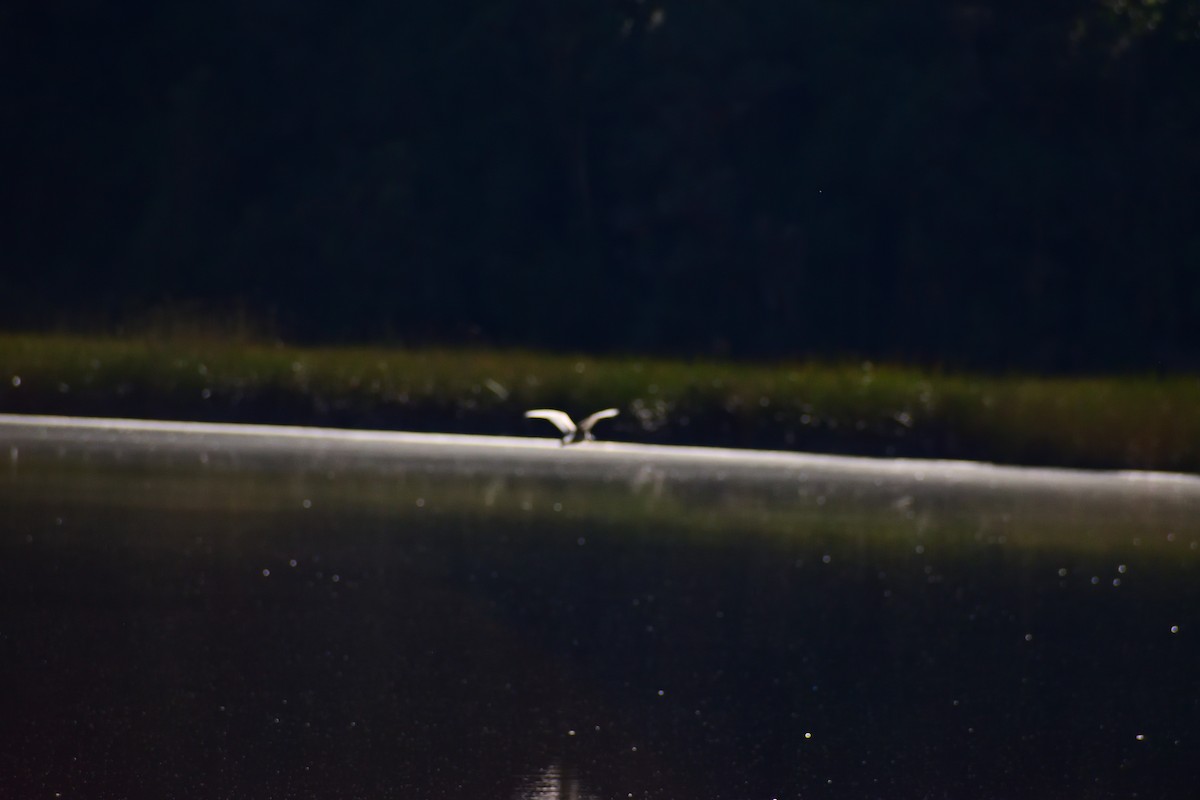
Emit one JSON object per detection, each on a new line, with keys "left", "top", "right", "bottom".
{"left": 2, "top": 0, "right": 1199, "bottom": 371}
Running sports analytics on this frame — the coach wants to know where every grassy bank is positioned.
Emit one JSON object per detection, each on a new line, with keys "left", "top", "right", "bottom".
{"left": 2, "top": 333, "right": 1198, "bottom": 472}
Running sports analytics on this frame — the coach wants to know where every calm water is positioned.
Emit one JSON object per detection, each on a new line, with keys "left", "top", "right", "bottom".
{"left": 2, "top": 417, "right": 1199, "bottom": 798}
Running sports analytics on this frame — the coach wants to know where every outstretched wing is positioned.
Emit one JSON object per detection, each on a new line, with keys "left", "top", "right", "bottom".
{"left": 524, "top": 409, "right": 577, "bottom": 436}
{"left": 578, "top": 407, "right": 619, "bottom": 434}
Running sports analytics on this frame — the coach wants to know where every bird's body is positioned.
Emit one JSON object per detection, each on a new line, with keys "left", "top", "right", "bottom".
{"left": 524, "top": 408, "right": 619, "bottom": 445}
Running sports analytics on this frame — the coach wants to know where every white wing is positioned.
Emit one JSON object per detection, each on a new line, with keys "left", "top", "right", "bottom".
{"left": 524, "top": 409, "right": 577, "bottom": 436}
{"left": 578, "top": 407, "right": 619, "bottom": 434}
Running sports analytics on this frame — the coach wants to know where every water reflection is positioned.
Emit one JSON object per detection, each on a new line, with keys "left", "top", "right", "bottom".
{"left": 516, "top": 764, "right": 595, "bottom": 800}
{"left": 1, "top": 419, "right": 1198, "bottom": 796}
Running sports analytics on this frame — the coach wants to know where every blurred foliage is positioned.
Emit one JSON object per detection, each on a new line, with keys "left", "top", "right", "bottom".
{"left": 2, "top": 333, "right": 1198, "bottom": 472}
{"left": 1, "top": 1, "right": 1199, "bottom": 369}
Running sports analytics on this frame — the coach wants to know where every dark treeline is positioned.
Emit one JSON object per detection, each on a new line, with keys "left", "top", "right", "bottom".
{"left": 2, "top": 1, "right": 1199, "bottom": 370}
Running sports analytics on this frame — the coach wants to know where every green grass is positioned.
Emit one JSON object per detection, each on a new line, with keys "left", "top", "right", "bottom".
{"left": 2, "top": 332, "right": 1198, "bottom": 472}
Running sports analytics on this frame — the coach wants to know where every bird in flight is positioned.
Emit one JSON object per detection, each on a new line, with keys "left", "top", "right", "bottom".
{"left": 524, "top": 408, "right": 619, "bottom": 445}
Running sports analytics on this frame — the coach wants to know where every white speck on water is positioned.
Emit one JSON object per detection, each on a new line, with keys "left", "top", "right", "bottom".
{"left": 1170, "top": 625, "right": 1179, "bottom": 634}
{"left": 302, "top": 498, "right": 312, "bottom": 509}
{"left": 1167, "top": 532, "right": 1176, "bottom": 542}
{"left": 657, "top": 689, "right": 665, "bottom": 696}
{"left": 574, "top": 361, "right": 586, "bottom": 374}
{"left": 915, "top": 544, "right": 925, "bottom": 555}
{"left": 822, "top": 554, "right": 832, "bottom": 564}
{"left": 10, "top": 375, "right": 20, "bottom": 387}
{"left": 1024, "top": 634, "right": 1033, "bottom": 642}
{"left": 1091, "top": 576, "right": 1100, "bottom": 585}
{"left": 1136, "top": 733, "right": 1146, "bottom": 741}
{"left": 55, "top": 517, "right": 63, "bottom": 526}
{"left": 567, "top": 729, "right": 576, "bottom": 736}
{"left": 1118, "top": 564, "right": 1127, "bottom": 574}
{"left": 553, "top": 502, "right": 562, "bottom": 512}
{"left": 262, "top": 568, "right": 271, "bottom": 577}
{"left": 630, "top": 746, "right": 638, "bottom": 752}
{"left": 289, "top": 559, "right": 298, "bottom": 568}
{"left": 415, "top": 497, "right": 425, "bottom": 508}
{"left": 331, "top": 574, "right": 340, "bottom": 583}
{"left": 201, "top": 388, "right": 212, "bottom": 399}
{"left": 1057, "top": 567, "right": 1068, "bottom": 577}
{"left": 1113, "top": 578, "right": 1121, "bottom": 587}
{"left": 804, "top": 732, "right": 812, "bottom": 739}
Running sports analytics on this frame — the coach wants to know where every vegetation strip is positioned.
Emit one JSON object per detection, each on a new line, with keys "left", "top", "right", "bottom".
{"left": 1, "top": 333, "right": 1197, "bottom": 472}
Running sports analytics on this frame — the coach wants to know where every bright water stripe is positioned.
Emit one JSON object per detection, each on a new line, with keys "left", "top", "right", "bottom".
{"left": 2, "top": 412, "right": 1198, "bottom": 494}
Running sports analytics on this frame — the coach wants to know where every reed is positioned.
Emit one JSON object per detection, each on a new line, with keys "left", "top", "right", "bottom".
{"left": 2, "top": 333, "right": 1197, "bottom": 472}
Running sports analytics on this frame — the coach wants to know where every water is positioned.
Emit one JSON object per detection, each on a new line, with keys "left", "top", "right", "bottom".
{"left": 3, "top": 416, "right": 1199, "bottom": 798}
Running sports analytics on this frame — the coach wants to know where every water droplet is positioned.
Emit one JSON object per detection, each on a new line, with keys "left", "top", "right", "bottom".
{"left": 415, "top": 497, "right": 425, "bottom": 508}
{"left": 577, "top": 537, "right": 586, "bottom": 546}
{"left": 1170, "top": 625, "right": 1179, "bottom": 634}
{"left": 1135, "top": 733, "right": 1146, "bottom": 741}
{"left": 332, "top": 574, "right": 340, "bottom": 583}
{"left": 804, "top": 732, "right": 812, "bottom": 739}
{"left": 1117, "top": 564, "right": 1127, "bottom": 574}
{"left": 262, "top": 568, "right": 271, "bottom": 577}
{"left": 1024, "top": 634, "right": 1033, "bottom": 642}
{"left": 10, "top": 375, "right": 20, "bottom": 387}
{"left": 289, "top": 559, "right": 298, "bottom": 568}
{"left": 1057, "top": 568, "right": 1068, "bottom": 577}
{"left": 822, "top": 554, "right": 832, "bottom": 564}
{"left": 1112, "top": 578, "right": 1121, "bottom": 587}
{"left": 302, "top": 498, "right": 312, "bottom": 509}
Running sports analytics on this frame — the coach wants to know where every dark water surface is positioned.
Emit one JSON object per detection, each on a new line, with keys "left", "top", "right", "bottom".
{"left": 2, "top": 417, "right": 1199, "bottom": 798}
